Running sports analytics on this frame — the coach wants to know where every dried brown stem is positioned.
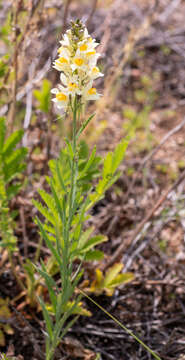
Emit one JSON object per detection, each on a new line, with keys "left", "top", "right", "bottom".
{"left": 125, "top": 117, "right": 185, "bottom": 201}
{"left": 62, "top": 0, "right": 73, "bottom": 33}
{"left": 103, "top": 169, "right": 185, "bottom": 270}
{"left": 87, "top": 0, "right": 98, "bottom": 27}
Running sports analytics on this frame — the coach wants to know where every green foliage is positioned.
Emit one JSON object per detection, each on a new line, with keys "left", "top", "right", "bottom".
{"left": 0, "top": 11, "right": 11, "bottom": 45}
{"left": 0, "top": 56, "right": 9, "bottom": 79}
{"left": 0, "top": 117, "right": 27, "bottom": 251}
{"left": 86, "top": 264, "right": 134, "bottom": 296}
{"left": 33, "top": 79, "right": 51, "bottom": 113}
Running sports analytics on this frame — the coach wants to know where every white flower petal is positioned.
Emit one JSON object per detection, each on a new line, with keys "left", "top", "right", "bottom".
{"left": 51, "top": 88, "right": 58, "bottom": 94}
{"left": 60, "top": 73, "right": 67, "bottom": 86}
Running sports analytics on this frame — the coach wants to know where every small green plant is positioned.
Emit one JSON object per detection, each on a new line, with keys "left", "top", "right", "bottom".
{"left": 33, "top": 20, "right": 161, "bottom": 360}
{"left": 33, "top": 79, "right": 52, "bottom": 114}
{"left": 0, "top": 117, "right": 27, "bottom": 250}
{"left": 0, "top": 117, "right": 27, "bottom": 289}
{"left": 86, "top": 263, "right": 134, "bottom": 296}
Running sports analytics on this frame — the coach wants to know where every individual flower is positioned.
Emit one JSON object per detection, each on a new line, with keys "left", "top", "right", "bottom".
{"left": 90, "top": 66, "right": 104, "bottom": 80}
{"left": 51, "top": 85, "right": 69, "bottom": 110}
{"left": 60, "top": 73, "right": 81, "bottom": 97}
{"left": 82, "top": 82, "right": 101, "bottom": 101}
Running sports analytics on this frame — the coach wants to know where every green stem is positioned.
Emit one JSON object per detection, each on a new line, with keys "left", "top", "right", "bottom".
{"left": 45, "top": 97, "right": 81, "bottom": 360}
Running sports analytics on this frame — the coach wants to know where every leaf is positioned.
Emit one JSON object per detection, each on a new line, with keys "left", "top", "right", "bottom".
{"left": 76, "top": 114, "right": 95, "bottom": 139}
{"left": 0, "top": 117, "right": 5, "bottom": 152}
{"left": 0, "top": 59, "right": 8, "bottom": 78}
{"left": 33, "top": 79, "right": 51, "bottom": 113}
{"left": 94, "top": 269, "right": 103, "bottom": 287}
{"left": 6, "top": 184, "right": 22, "bottom": 200}
{"left": 84, "top": 250, "right": 104, "bottom": 261}
{"left": 3, "top": 129, "right": 24, "bottom": 157}
{"left": 78, "top": 227, "right": 94, "bottom": 249}
{"left": 38, "top": 296, "right": 53, "bottom": 340}
{"left": 62, "top": 301, "right": 91, "bottom": 317}
{"left": 80, "top": 234, "right": 108, "bottom": 253}
{"left": 37, "top": 261, "right": 58, "bottom": 312}
{"left": 111, "top": 137, "right": 129, "bottom": 174}
{"left": 38, "top": 189, "right": 59, "bottom": 223}
{"left": 108, "top": 272, "right": 134, "bottom": 287}
{"left": 103, "top": 152, "right": 112, "bottom": 179}
{"left": 35, "top": 217, "right": 62, "bottom": 267}
{"left": 78, "top": 146, "right": 97, "bottom": 179}
{"left": 32, "top": 199, "right": 56, "bottom": 225}
{"left": 4, "top": 148, "right": 27, "bottom": 183}
{"left": 103, "top": 263, "right": 123, "bottom": 287}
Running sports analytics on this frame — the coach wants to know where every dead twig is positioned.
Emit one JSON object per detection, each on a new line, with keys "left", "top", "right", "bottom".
{"left": 104, "top": 169, "right": 185, "bottom": 270}
{"left": 87, "top": 0, "right": 98, "bottom": 27}
{"left": 61, "top": 0, "right": 73, "bottom": 34}
{"left": 125, "top": 117, "right": 185, "bottom": 201}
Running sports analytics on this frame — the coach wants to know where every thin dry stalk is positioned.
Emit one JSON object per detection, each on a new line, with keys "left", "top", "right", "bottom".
{"left": 97, "top": 15, "right": 154, "bottom": 117}
{"left": 103, "top": 168, "right": 185, "bottom": 270}
{"left": 125, "top": 117, "right": 185, "bottom": 201}
{"left": 8, "top": 0, "right": 20, "bottom": 134}
{"left": 87, "top": 0, "right": 98, "bottom": 27}
{"left": 62, "top": 0, "right": 73, "bottom": 33}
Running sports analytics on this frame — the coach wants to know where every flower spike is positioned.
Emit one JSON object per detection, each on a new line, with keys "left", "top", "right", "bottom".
{"left": 51, "top": 20, "right": 103, "bottom": 111}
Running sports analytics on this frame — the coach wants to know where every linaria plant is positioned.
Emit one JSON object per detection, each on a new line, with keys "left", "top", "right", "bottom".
{"left": 34, "top": 20, "right": 130, "bottom": 360}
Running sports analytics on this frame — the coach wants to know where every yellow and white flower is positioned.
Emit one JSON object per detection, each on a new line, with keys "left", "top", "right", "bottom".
{"left": 82, "top": 82, "right": 101, "bottom": 101}
{"left": 51, "top": 85, "right": 69, "bottom": 110}
{"left": 51, "top": 20, "right": 103, "bottom": 109}
{"left": 90, "top": 66, "right": 104, "bottom": 80}
{"left": 60, "top": 73, "right": 81, "bottom": 96}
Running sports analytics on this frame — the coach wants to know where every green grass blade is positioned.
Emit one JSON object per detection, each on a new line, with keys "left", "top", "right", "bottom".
{"left": 79, "top": 289, "right": 161, "bottom": 360}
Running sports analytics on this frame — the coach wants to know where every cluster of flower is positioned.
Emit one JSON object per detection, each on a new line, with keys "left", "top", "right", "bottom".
{"left": 51, "top": 20, "right": 103, "bottom": 111}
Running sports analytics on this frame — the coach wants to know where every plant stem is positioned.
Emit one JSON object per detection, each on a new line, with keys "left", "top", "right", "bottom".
{"left": 9, "top": 251, "right": 25, "bottom": 291}
{"left": 45, "top": 97, "right": 80, "bottom": 360}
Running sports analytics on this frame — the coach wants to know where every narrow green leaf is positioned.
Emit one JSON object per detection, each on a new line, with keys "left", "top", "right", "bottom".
{"left": 76, "top": 114, "right": 95, "bottom": 139}
{"left": 3, "top": 129, "right": 24, "bottom": 157}
{"left": 38, "top": 296, "right": 53, "bottom": 340}
{"left": 78, "top": 227, "right": 94, "bottom": 249}
{"left": 33, "top": 199, "right": 56, "bottom": 225}
{"left": 80, "top": 234, "right": 108, "bottom": 253}
{"left": 103, "top": 152, "right": 112, "bottom": 178}
{"left": 38, "top": 261, "right": 58, "bottom": 312}
{"left": 78, "top": 146, "right": 97, "bottom": 179}
{"left": 0, "top": 117, "right": 5, "bottom": 152}
{"left": 35, "top": 217, "right": 62, "bottom": 267}
{"left": 56, "top": 160, "right": 66, "bottom": 192}
{"left": 111, "top": 137, "right": 129, "bottom": 174}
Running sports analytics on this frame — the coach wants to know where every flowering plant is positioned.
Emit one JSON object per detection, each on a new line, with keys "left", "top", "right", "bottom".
{"left": 34, "top": 20, "right": 130, "bottom": 360}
